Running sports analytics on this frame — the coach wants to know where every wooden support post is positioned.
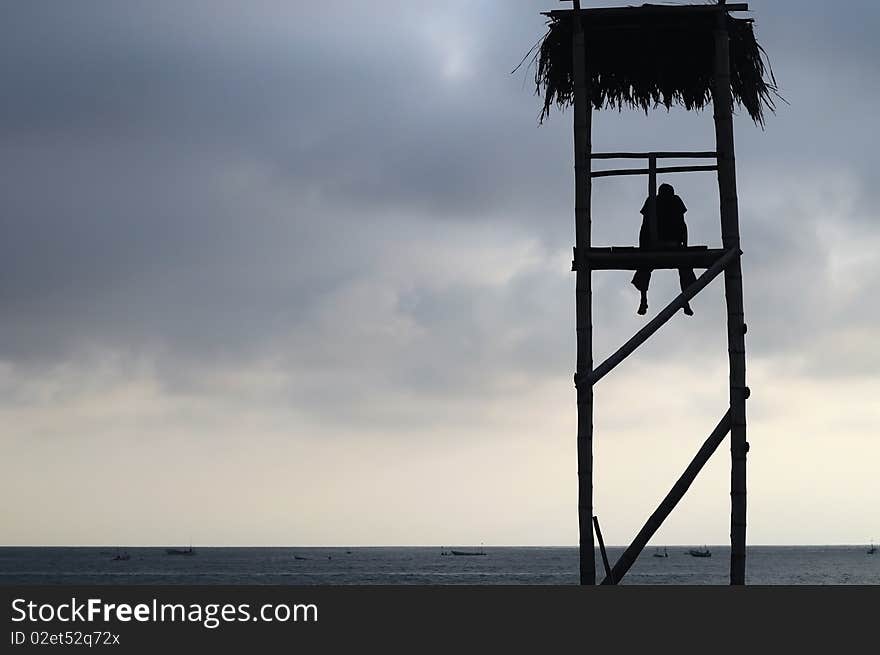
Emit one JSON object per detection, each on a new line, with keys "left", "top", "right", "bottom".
{"left": 600, "top": 411, "right": 732, "bottom": 585}
{"left": 593, "top": 516, "right": 614, "bottom": 584}
{"left": 589, "top": 248, "right": 741, "bottom": 385}
{"left": 713, "top": 8, "right": 748, "bottom": 585}
{"left": 571, "top": 0, "right": 596, "bottom": 586}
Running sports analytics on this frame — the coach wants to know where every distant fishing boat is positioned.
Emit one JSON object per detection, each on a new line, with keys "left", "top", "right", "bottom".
{"left": 653, "top": 547, "right": 668, "bottom": 558}
{"left": 868, "top": 540, "right": 876, "bottom": 555}
{"left": 688, "top": 546, "right": 711, "bottom": 558}
{"left": 451, "top": 544, "right": 486, "bottom": 556}
{"left": 294, "top": 555, "right": 308, "bottom": 560}
{"left": 111, "top": 549, "right": 130, "bottom": 561}
{"left": 166, "top": 545, "right": 195, "bottom": 556}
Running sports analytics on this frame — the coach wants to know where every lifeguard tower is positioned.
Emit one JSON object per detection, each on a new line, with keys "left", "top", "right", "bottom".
{"left": 533, "top": 1, "right": 778, "bottom": 584}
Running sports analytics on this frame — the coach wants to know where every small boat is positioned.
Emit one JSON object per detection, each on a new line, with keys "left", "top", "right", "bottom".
{"left": 653, "top": 547, "right": 668, "bottom": 558}
{"left": 451, "top": 544, "right": 486, "bottom": 556}
{"left": 294, "top": 555, "right": 308, "bottom": 560}
{"left": 111, "top": 549, "right": 130, "bottom": 561}
{"left": 166, "top": 546, "right": 196, "bottom": 556}
{"left": 868, "top": 541, "right": 876, "bottom": 555}
{"left": 688, "top": 546, "right": 711, "bottom": 558}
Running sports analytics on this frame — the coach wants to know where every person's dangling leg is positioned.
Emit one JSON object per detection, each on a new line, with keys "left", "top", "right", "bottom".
{"left": 632, "top": 269, "right": 652, "bottom": 315}
{"left": 679, "top": 268, "right": 697, "bottom": 316}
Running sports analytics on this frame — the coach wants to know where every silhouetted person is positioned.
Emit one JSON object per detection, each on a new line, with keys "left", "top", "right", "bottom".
{"left": 631, "top": 183, "right": 697, "bottom": 316}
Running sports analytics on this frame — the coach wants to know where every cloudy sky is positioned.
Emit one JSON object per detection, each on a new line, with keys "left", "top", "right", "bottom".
{"left": 1, "top": 1, "right": 878, "bottom": 547}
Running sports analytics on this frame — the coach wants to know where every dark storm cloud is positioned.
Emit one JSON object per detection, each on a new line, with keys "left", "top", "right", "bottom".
{"left": 0, "top": 0, "right": 877, "bottom": 412}
{"left": 1, "top": 0, "right": 570, "bottom": 220}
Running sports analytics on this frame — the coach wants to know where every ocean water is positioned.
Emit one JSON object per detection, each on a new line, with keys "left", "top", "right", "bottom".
{"left": 1, "top": 546, "right": 878, "bottom": 585}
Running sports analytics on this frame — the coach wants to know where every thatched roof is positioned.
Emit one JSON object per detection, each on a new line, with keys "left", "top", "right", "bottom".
{"left": 529, "top": 5, "right": 779, "bottom": 125}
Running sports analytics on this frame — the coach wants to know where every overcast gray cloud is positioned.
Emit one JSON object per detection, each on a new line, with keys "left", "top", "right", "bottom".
{"left": 1, "top": 1, "right": 878, "bottom": 547}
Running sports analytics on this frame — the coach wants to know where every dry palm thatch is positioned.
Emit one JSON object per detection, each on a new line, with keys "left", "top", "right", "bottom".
{"left": 528, "top": 6, "right": 779, "bottom": 125}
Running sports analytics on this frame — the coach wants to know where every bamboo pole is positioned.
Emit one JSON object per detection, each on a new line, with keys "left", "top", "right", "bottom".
{"left": 591, "top": 165, "right": 718, "bottom": 178}
{"left": 589, "top": 248, "right": 741, "bottom": 385}
{"left": 586, "top": 245, "right": 709, "bottom": 252}
{"left": 547, "top": 4, "right": 749, "bottom": 18}
{"left": 713, "top": 8, "right": 749, "bottom": 586}
{"left": 600, "top": 411, "right": 732, "bottom": 585}
{"left": 593, "top": 516, "right": 614, "bottom": 584}
{"left": 590, "top": 151, "right": 718, "bottom": 159}
{"left": 571, "top": 0, "right": 596, "bottom": 586}
{"left": 647, "top": 155, "right": 658, "bottom": 243}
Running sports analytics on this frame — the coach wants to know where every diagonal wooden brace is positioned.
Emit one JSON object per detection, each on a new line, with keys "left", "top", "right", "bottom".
{"left": 589, "top": 247, "right": 741, "bottom": 385}
{"left": 600, "top": 410, "right": 732, "bottom": 585}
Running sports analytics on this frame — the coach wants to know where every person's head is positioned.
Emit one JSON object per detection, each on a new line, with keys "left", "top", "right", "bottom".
{"left": 658, "top": 183, "right": 674, "bottom": 197}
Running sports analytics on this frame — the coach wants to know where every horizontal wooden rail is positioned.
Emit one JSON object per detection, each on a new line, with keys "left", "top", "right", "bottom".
{"left": 600, "top": 410, "right": 733, "bottom": 585}
{"left": 588, "top": 247, "right": 741, "bottom": 385}
{"left": 592, "top": 165, "right": 718, "bottom": 178}
{"left": 590, "top": 151, "right": 717, "bottom": 160}
{"left": 548, "top": 4, "right": 748, "bottom": 17}
{"left": 574, "top": 247, "right": 729, "bottom": 271}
